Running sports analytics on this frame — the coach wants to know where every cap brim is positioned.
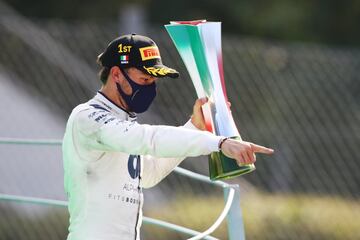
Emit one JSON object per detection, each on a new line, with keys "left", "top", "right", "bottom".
{"left": 141, "top": 65, "right": 179, "bottom": 78}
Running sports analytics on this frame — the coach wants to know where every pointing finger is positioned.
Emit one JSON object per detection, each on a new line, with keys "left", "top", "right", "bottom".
{"left": 250, "top": 143, "right": 274, "bottom": 155}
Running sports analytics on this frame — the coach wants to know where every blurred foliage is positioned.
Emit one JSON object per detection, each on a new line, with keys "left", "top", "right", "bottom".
{"left": 1, "top": 192, "right": 360, "bottom": 239}
{"left": 0, "top": 203, "right": 68, "bottom": 240}
{"left": 243, "top": 193, "right": 360, "bottom": 240}
{"left": 3, "top": 0, "right": 360, "bottom": 46}
{"left": 143, "top": 194, "right": 228, "bottom": 239}
{"left": 145, "top": 192, "right": 360, "bottom": 240}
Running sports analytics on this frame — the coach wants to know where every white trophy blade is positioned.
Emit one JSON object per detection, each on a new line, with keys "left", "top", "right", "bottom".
{"left": 199, "top": 23, "right": 240, "bottom": 137}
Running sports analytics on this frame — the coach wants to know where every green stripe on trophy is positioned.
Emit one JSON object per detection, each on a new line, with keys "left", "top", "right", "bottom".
{"left": 165, "top": 24, "right": 213, "bottom": 96}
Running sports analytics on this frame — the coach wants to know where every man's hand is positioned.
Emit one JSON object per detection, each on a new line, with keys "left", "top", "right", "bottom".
{"left": 191, "top": 98, "right": 231, "bottom": 130}
{"left": 191, "top": 97, "right": 273, "bottom": 164}
{"left": 221, "top": 139, "right": 274, "bottom": 165}
{"left": 191, "top": 97, "right": 208, "bottom": 130}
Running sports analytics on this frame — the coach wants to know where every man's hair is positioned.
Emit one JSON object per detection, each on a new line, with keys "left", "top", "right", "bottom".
{"left": 98, "top": 67, "right": 110, "bottom": 84}
{"left": 97, "top": 57, "right": 131, "bottom": 85}
{"left": 97, "top": 57, "right": 110, "bottom": 84}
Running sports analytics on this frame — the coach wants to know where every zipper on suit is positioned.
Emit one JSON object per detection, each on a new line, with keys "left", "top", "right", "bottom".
{"left": 134, "top": 162, "right": 142, "bottom": 240}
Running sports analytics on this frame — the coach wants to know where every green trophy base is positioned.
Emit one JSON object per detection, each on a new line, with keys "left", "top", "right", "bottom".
{"left": 209, "top": 137, "right": 256, "bottom": 181}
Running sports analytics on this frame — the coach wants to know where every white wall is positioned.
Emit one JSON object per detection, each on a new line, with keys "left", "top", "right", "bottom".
{"left": 0, "top": 70, "right": 66, "bottom": 202}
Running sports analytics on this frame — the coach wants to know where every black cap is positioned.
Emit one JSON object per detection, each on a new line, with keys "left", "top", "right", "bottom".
{"left": 98, "top": 34, "right": 179, "bottom": 78}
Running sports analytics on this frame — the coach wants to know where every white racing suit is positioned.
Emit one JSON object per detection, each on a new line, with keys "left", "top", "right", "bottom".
{"left": 62, "top": 92, "right": 223, "bottom": 240}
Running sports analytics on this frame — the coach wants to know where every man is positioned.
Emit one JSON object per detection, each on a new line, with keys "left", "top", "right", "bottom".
{"left": 62, "top": 33, "right": 273, "bottom": 240}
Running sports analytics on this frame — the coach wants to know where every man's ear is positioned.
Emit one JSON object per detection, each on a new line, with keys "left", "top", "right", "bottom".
{"left": 109, "top": 66, "right": 123, "bottom": 83}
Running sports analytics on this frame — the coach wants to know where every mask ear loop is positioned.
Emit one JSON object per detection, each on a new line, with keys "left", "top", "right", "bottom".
{"left": 119, "top": 68, "right": 132, "bottom": 84}
{"left": 118, "top": 68, "right": 137, "bottom": 101}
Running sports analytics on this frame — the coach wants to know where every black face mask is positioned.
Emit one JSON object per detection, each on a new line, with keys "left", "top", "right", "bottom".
{"left": 116, "top": 68, "right": 157, "bottom": 113}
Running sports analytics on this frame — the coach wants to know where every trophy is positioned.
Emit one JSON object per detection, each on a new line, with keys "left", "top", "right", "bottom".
{"left": 165, "top": 20, "right": 256, "bottom": 180}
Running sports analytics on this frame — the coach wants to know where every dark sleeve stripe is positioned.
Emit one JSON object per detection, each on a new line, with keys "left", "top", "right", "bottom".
{"left": 90, "top": 104, "right": 110, "bottom": 112}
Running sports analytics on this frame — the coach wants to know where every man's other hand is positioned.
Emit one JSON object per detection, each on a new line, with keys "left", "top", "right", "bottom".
{"left": 191, "top": 98, "right": 232, "bottom": 130}
{"left": 191, "top": 97, "right": 208, "bottom": 130}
